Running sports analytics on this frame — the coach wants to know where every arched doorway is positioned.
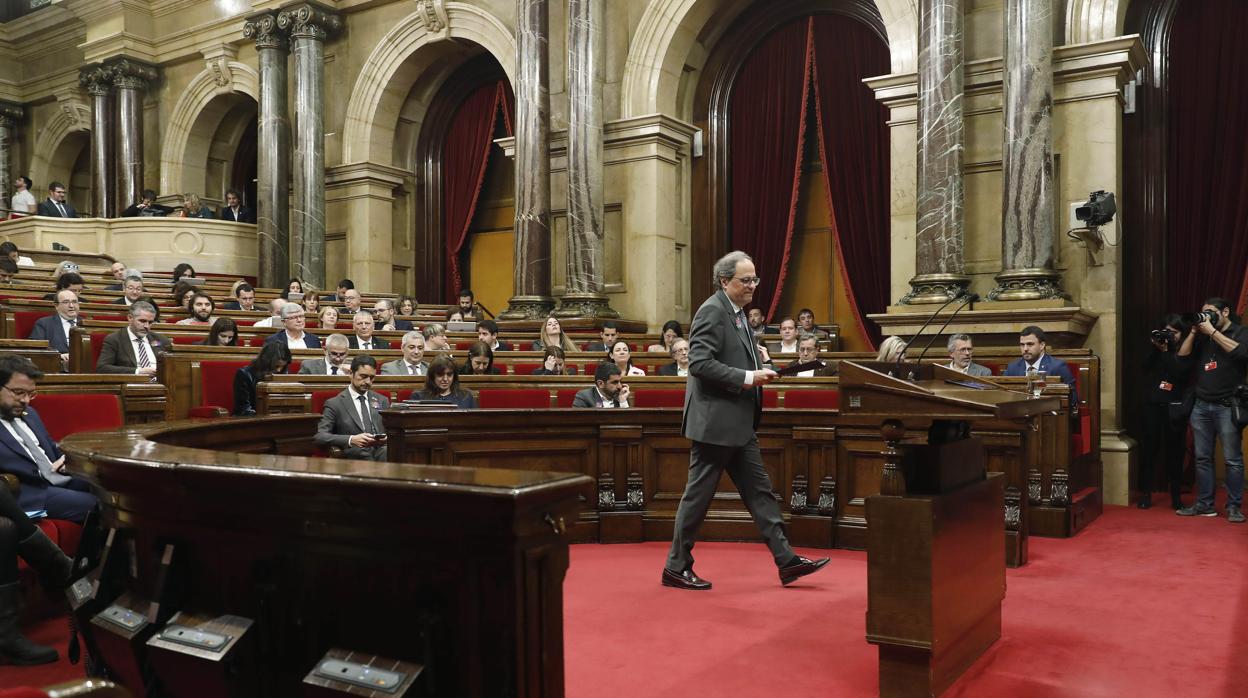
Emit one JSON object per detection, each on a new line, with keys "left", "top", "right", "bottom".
{"left": 180, "top": 94, "right": 257, "bottom": 210}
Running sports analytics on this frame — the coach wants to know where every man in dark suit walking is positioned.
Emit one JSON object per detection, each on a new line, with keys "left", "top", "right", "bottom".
{"left": 35, "top": 182, "right": 77, "bottom": 218}
{"left": 314, "top": 355, "right": 390, "bottom": 461}
{"left": 663, "top": 251, "right": 828, "bottom": 590}
{"left": 95, "top": 301, "right": 172, "bottom": 375}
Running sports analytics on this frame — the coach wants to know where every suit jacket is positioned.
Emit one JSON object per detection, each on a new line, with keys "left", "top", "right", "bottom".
{"left": 380, "top": 359, "right": 428, "bottom": 376}
{"left": 491, "top": 341, "right": 513, "bottom": 352}
{"left": 314, "top": 388, "right": 390, "bottom": 460}
{"left": 28, "top": 314, "right": 80, "bottom": 354}
{"left": 954, "top": 361, "right": 993, "bottom": 377}
{"left": 37, "top": 199, "right": 78, "bottom": 218}
{"left": 375, "top": 319, "right": 415, "bottom": 332}
{"left": 0, "top": 406, "right": 67, "bottom": 511}
{"left": 682, "top": 290, "right": 763, "bottom": 446}
{"left": 348, "top": 336, "right": 392, "bottom": 351}
{"left": 1004, "top": 354, "right": 1077, "bottom": 405}
{"left": 219, "top": 205, "right": 254, "bottom": 223}
{"left": 111, "top": 297, "right": 133, "bottom": 305}
{"left": 96, "top": 329, "right": 172, "bottom": 373}
{"left": 788, "top": 359, "right": 837, "bottom": 377}
{"left": 658, "top": 362, "right": 688, "bottom": 377}
{"left": 572, "top": 386, "right": 629, "bottom": 408}
{"left": 299, "top": 358, "right": 348, "bottom": 376}
{"left": 222, "top": 301, "right": 258, "bottom": 312}
{"left": 233, "top": 367, "right": 260, "bottom": 416}
{"left": 263, "top": 330, "right": 322, "bottom": 349}
{"left": 584, "top": 341, "right": 609, "bottom": 353}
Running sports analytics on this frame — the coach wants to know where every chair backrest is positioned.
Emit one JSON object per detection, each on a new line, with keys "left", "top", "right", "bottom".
{"left": 89, "top": 332, "right": 108, "bottom": 368}
{"left": 170, "top": 335, "right": 202, "bottom": 345}
{"left": 199, "top": 360, "right": 248, "bottom": 408}
{"left": 556, "top": 388, "right": 580, "bottom": 408}
{"left": 35, "top": 393, "right": 124, "bottom": 441}
{"left": 478, "top": 389, "right": 550, "bottom": 409}
{"left": 782, "top": 389, "right": 840, "bottom": 410}
{"left": 14, "top": 311, "right": 43, "bottom": 340}
{"left": 511, "top": 362, "right": 542, "bottom": 375}
{"left": 311, "top": 389, "right": 341, "bottom": 414}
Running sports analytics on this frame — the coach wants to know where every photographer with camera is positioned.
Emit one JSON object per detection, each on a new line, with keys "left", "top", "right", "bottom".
{"left": 1138, "top": 315, "right": 1189, "bottom": 510}
{"left": 1175, "top": 298, "right": 1248, "bottom": 522}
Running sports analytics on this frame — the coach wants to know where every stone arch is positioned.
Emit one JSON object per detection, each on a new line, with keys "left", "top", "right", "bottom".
{"left": 28, "top": 106, "right": 90, "bottom": 198}
{"left": 620, "top": 0, "right": 916, "bottom": 119}
{"left": 1065, "top": 0, "right": 1130, "bottom": 44}
{"left": 340, "top": 2, "right": 516, "bottom": 166}
{"left": 159, "top": 62, "right": 259, "bottom": 198}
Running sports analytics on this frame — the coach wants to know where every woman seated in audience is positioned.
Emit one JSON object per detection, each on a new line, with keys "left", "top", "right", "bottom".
{"left": 397, "top": 296, "right": 418, "bottom": 317}
{"left": 233, "top": 341, "right": 292, "bottom": 416}
{"left": 415, "top": 356, "right": 478, "bottom": 409}
{"left": 172, "top": 281, "right": 198, "bottom": 309}
{"left": 318, "top": 305, "right": 340, "bottom": 330}
{"left": 876, "top": 335, "right": 907, "bottom": 363}
{"left": 608, "top": 339, "right": 646, "bottom": 376}
{"left": 302, "top": 293, "right": 320, "bottom": 316}
{"left": 51, "top": 260, "right": 79, "bottom": 281}
{"left": 178, "top": 194, "right": 214, "bottom": 218}
{"left": 172, "top": 262, "right": 196, "bottom": 283}
{"left": 423, "top": 323, "right": 453, "bottom": 352}
{"left": 532, "top": 345, "right": 576, "bottom": 375}
{"left": 281, "top": 278, "right": 304, "bottom": 300}
{"left": 531, "top": 316, "right": 579, "bottom": 352}
{"left": 201, "top": 317, "right": 239, "bottom": 346}
{"left": 647, "top": 320, "right": 684, "bottom": 353}
{"left": 459, "top": 341, "right": 501, "bottom": 375}
{"left": 446, "top": 307, "right": 463, "bottom": 322}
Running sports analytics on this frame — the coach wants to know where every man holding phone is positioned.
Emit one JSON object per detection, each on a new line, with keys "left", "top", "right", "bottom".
{"left": 314, "top": 355, "right": 390, "bottom": 461}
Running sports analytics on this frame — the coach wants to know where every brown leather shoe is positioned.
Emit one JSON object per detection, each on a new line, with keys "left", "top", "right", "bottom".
{"left": 661, "top": 567, "right": 712, "bottom": 590}
{"left": 779, "top": 556, "right": 830, "bottom": 586}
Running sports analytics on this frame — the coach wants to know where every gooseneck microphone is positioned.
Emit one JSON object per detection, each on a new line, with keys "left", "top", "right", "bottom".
{"left": 911, "top": 292, "right": 980, "bottom": 377}
{"left": 896, "top": 291, "right": 967, "bottom": 376}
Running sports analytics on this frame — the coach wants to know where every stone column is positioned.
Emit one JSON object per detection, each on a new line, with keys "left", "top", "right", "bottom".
{"left": 109, "top": 59, "right": 158, "bottom": 212}
{"left": 990, "top": 0, "right": 1066, "bottom": 300}
{"left": 0, "top": 102, "right": 23, "bottom": 214}
{"left": 79, "top": 65, "right": 115, "bottom": 218}
{"left": 243, "top": 11, "right": 292, "bottom": 288}
{"left": 554, "top": 0, "right": 618, "bottom": 319}
{"left": 278, "top": 1, "right": 339, "bottom": 291}
{"left": 901, "top": 0, "right": 969, "bottom": 304}
{"left": 499, "top": 0, "right": 556, "bottom": 320}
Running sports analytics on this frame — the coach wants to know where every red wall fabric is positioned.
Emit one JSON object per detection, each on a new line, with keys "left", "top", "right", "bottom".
{"left": 1167, "top": 1, "right": 1248, "bottom": 315}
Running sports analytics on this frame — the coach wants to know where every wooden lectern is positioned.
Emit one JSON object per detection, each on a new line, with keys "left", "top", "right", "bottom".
{"left": 838, "top": 361, "right": 1059, "bottom": 697}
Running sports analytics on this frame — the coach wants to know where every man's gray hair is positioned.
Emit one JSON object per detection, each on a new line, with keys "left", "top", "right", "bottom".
{"left": 712, "top": 250, "right": 753, "bottom": 286}
{"left": 324, "top": 333, "right": 349, "bottom": 349}
{"left": 130, "top": 300, "right": 156, "bottom": 317}
{"left": 280, "top": 303, "right": 304, "bottom": 319}
{"left": 946, "top": 333, "right": 973, "bottom": 353}
{"left": 353, "top": 310, "right": 374, "bottom": 322}
{"left": 401, "top": 330, "right": 423, "bottom": 345}
{"left": 123, "top": 269, "right": 143, "bottom": 281}
{"left": 798, "top": 332, "right": 819, "bottom": 346}
{"left": 374, "top": 298, "right": 395, "bottom": 311}
{"left": 423, "top": 322, "right": 446, "bottom": 339}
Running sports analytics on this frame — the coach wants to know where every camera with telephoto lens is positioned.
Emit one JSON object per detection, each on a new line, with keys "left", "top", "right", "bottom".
{"left": 1180, "top": 309, "right": 1220, "bottom": 327}
{"left": 1150, "top": 328, "right": 1174, "bottom": 344}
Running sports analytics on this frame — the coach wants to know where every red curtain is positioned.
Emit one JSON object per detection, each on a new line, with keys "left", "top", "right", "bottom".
{"left": 443, "top": 81, "right": 514, "bottom": 301}
{"left": 810, "top": 14, "right": 892, "bottom": 349}
{"left": 728, "top": 18, "right": 813, "bottom": 319}
{"left": 1167, "top": 1, "right": 1248, "bottom": 315}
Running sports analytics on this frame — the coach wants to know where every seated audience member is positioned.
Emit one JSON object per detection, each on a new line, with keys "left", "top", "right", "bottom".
{"left": 768, "top": 317, "right": 799, "bottom": 354}
{"left": 253, "top": 298, "right": 288, "bottom": 328}
{"left": 176, "top": 292, "right": 216, "bottom": 325}
{"left": 876, "top": 335, "right": 907, "bottom": 363}
{"left": 349, "top": 311, "right": 391, "bottom": 350}
{"left": 341, "top": 288, "right": 363, "bottom": 315}
{"left": 608, "top": 339, "right": 646, "bottom": 376}
{"left": 459, "top": 341, "right": 501, "bottom": 375}
{"left": 265, "top": 303, "right": 321, "bottom": 349}
{"left": 96, "top": 301, "right": 171, "bottom": 375}
{"left": 51, "top": 261, "right": 78, "bottom": 280}
{"left": 0, "top": 484, "right": 76, "bottom": 665}
{"left": 533, "top": 345, "right": 575, "bottom": 375}
{"left": 423, "top": 323, "right": 452, "bottom": 352}
{"left": 9, "top": 175, "right": 38, "bottom": 215}
{"left": 233, "top": 341, "right": 292, "bottom": 416}
{"left": 381, "top": 331, "right": 429, "bottom": 376}
{"left": 1003, "top": 325, "right": 1077, "bottom": 405}
{"left": 477, "top": 319, "right": 511, "bottom": 351}
{"left": 137, "top": 296, "right": 163, "bottom": 323}
{"left": 172, "top": 263, "right": 197, "bottom": 283}
{"left": 748, "top": 308, "right": 768, "bottom": 339}
{"left": 178, "top": 193, "right": 213, "bottom": 218}
{"left": 103, "top": 261, "right": 127, "bottom": 290}
{"left": 658, "top": 338, "right": 691, "bottom": 376}
{"left": 223, "top": 283, "right": 258, "bottom": 311}
{"left": 946, "top": 333, "right": 992, "bottom": 376}
{"left": 28, "top": 289, "right": 81, "bottom": 366}
{"left": 397, "top": 296, "right": 418, "bottom": 316}
{"left": 0, "top": 241, "right": 33, "bottom": 267}
{"left": 36, "top": 181, "right": 76, "bottom": 218}
{"left": 648, "top": 320, "right": 684, "bottom": 353}
{"left": 303, "top": 293, "right": 320, "bottom": 315}
{"left": 281, "top": 278, "right": 305, "bottom": 301}
{"left": 373, "top": 299, "right": 413, "bottom": 332}
{"left": 218, "top": 189, "right": 254, "bottom": 222}
{"left": 455, "top": 289, "right": 479, "bottom": 321}
{"left": 315, "top": 355, "right": 390, "bottom": 459}
{"left": 202, "top": 317, "right": 239, "bottom": 346}
{"left": 0, "top": 259, "right": 17, "bottom": 284}
{"left": 585, "top": 322, "right": 619, "bottom": 352}
{"left": 318, "top": 305, "right": 339, "bottom": 329}
{"left": 532, "top": 316, "right": 579, "bottom": 352}
{"left": 791, "top": 333, "right": 837, "bottom": 377}
{"left": 299, "top": 334, "right": 351, "bottom": 376}
{"left": 573, "top": 362, "right": 631, "bottom": 408}
{"left": 797, "top": 308, "right": 831, "bottom": 340}
{"left": 112, "top": 273, "right": 145, "bottom": 306}
{"left": 414, "top": 356, "right": 478, "bottom": 409}
{"left": 121, "top": 189, "right": 171, "bottom": 217}
{"left": 41, "top": 271, "right": 84, "bottom": 301}
{"left": 323, "top": 279, "right": 353, "bottom": 302}
{"left": 172, "top": 280, "right": 198, "bottom": 309}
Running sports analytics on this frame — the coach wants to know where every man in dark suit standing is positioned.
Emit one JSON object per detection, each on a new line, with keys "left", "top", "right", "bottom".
{"left": 35, "top": 182, "right": 76, "bottom": 218}
{"left": 28, "top": 289, "right": 82, "bottom": 367}
{"left": 1002, "top": 325, "right": 1077, "bottom": 406}
{"left": 218, "top": 189, "right": 254, "bottom": 223}
{"left": 95, "top": 301, "right": 171, "bottom": 375}
{"left": 314, "top": 355, "right": 390, "bottom": 461}
{"left": 663, "top": 251, "right": 828, "bottom": 590}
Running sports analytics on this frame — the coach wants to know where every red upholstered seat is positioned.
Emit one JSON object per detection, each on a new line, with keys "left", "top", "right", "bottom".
{"left": 556, "top": 389, "right": 580, "bottom": 407}
{"left": 762, "top": 390, "right": 779, "bottom": 408}
{"left": 0, "top": 687, "right": 51, "bottom": 698}
{"left": 171, "top": 334, "right": 202, "bottom": 345}
{"left": 199, "top": 360, "right": 248, "bottom": 409}
{"left": 512, "top": 362, "right": 542, "bottom": 375}
{"left": 633, "top": 390, "right": 685, "bottom": 408}
{"left": 14, "top": 310, "right": 43, "bottom": 339}
{"left": 783, "top": 389, "right": 840, "bottom": 410}
{"left": 89, "top": 314, "right": 127, "bottom": 322}
{"left": 234, "top": 318, "right": 258, "bottom": 326}
{"left": 35, "top": 393, "right": 123, "bottom": 440}
{"left": 978, "top": 361, "right": 1003, "bottom": 375}
{"left": 479, "top": 389, "right": 550, "bottom": 409}
{"left": 17, "top": 517, "right": 82, "bottom": 589}
{"left": 311, "top": 390, "right": 341, "bottom": 414}
{"left": 454, "top": 340, "right": 475, "bottom": 350}
{"left": 89, "top": 332, "right": 108, "bottom": 368}
{"left": 395, "top": 389, "right": 415, "bottom": 402}
{"left": 288, "top": 360, "right": 302, "bottom": 373}
{"left": 248, "top": 335, "right": 268, "bottom": 347}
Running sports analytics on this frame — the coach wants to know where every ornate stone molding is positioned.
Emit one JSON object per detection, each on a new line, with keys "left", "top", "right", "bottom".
{"left": 78, "top": 65, "right": 114, "bottom": 96}
{"left": 277, "top": 1, "right": 341, "bottom": 42}
{"left": 988, "top": 267, "right": 1070, "bottom": 302}
{"left": 414, "top": 0, "right": 449, "bottom": 33}
{"left": 53, "top": 91, "right": 91, "bottom": 132}
{"left": 898, "top": 273, "right": 971, "bottom": 305}
{"left": 201, "top": 44, "right": 240, "bottom": 87}
{"left": 107, "top": 58, "right": 159, "bottom": 91}
{"left": 242, "top": 11, "right": 289, "bottom": 51}
{"left": 0, "top": 101, "right": 23, "bottom": 129}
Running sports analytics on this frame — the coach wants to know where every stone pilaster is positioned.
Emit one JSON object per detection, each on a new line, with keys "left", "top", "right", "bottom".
{"left": 0, "top": 102, "right": 23, "bottom": 214}
{"left": 243, "top": 11, "right": 292, "bottom": 288}
{"left": 108, "top": 58, "right": 158, "bottom": 212}
{"left": 277, "top": 1, "right": 340, "bottom": 291}
{"left": 901, "top": 0, "right": 969, "bottom": 304}
{"left": 554, "top": 0, "right": 618, "bottom": 319}
{"left": 499, "top": 0, "right": 556, "bottom": 319}
{"left": 990, "top": 0, "right": 1066, "bottom": 301}
{"left": 79, "top": 65, "right": 115, "bottom": 218}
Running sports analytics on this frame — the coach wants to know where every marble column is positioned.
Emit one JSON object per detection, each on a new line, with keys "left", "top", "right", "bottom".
{"left": 499, "top": 0, "right": 556, "bottom": 320}
{"left": 901, "top": 0, "right": 969, "bottom": 304}
{"left": 243, "top": 11, "right": 291, "bottom": 288}
{"left": 990, "top": 0, "right": 1066, "bottom": 300}
{"left": 278, "top": 1, "right": 339, "bottom": 291}
{"left": 79, "top": 66, "right": 115, "bottom": 218}
{"left": 109, "top": 59, "right": 158, "bottom": 212}
{"left": 555, "top": 0, "right": 618, "bottom": 319}
{"left": 0, "top": 102, "right": 23, "bottom": 214}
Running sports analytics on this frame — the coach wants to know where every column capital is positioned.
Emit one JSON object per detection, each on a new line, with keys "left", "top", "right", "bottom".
{"left": 106, "top": 58, "right": 159, "bottom": 91}
{"left": 0, "top": 101, "right": 23, "bottom": 128}
{"left": 78, "top": 64, "right": 114, "bottom": 96}
{"left": 243, "top": 11, "right": 289, "bottom": 51}
{"left": 277, "top": 1, "right": 341, "bottom": 42}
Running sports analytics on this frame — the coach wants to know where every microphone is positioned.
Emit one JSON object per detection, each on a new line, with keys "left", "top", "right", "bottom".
{"left": 911, "top": 292, "right": 980, "bottom": 377}
{"left": 896, "top": 291, "right": 966, "bottom": 376}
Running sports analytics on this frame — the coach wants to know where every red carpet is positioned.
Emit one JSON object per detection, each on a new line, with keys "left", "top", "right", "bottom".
{"left": 565, "top": 498, "right": 1248, "bottom": 698}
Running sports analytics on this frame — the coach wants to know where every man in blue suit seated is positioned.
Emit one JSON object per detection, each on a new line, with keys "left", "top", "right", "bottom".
{"left": 0, "top": 355, "right": 97, "bottom": 523}
{"left": 1003, "top": 325, "right": 1078, "bottom": 409}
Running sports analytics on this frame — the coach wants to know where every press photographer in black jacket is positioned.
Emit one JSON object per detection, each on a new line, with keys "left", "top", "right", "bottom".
{"left": 1137, "top": 315, "right": 1188, "bottom": 510}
